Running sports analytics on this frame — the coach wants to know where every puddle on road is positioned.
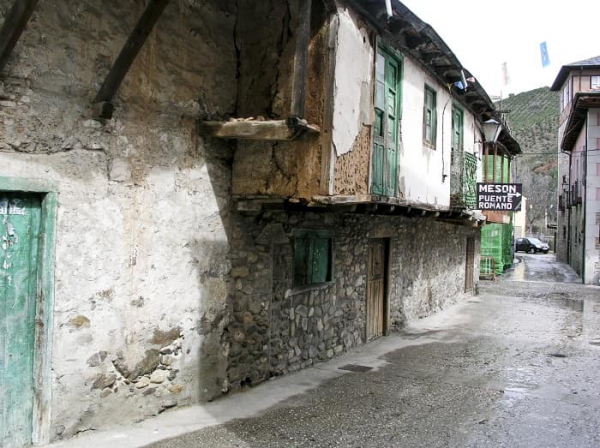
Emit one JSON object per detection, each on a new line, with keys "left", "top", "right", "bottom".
{"left": 561, "top": 298, "right": 585, "bottom": 312}
{"left": 502, "top": 255, "right": 582, "bottom": 283}
{"left": 548, "top": 297, "right": 600, "bottom": 347}
{"left": 499, "top": 367, "right": 538, "bottom": 408}
{"left": 502, "top": 386, "right": 531, "bottom": 407}
{"left": 506, "top": 260, "right": 526, "bottom": 281}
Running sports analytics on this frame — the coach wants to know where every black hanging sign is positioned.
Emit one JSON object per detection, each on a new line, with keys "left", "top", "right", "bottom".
{"left": 477, "top": 183, "right": 523, "bottom": 211}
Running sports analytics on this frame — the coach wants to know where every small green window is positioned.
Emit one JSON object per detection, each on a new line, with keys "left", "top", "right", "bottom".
{"left": 423, "top": 85, "right": 437, "bottom": 147}
{"left": 293, "top": 230, "right": 333, "bottom": 287}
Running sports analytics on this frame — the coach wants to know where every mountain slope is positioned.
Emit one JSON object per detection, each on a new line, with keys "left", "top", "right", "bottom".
{"left": 496, "top": 87, "right": 559, "bottom": 233}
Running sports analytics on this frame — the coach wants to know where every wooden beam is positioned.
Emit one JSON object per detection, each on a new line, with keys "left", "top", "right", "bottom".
{"left": 320, "top": 13, "right": 340, "bottom": 196}
{"left": 290, "top": 0, "right": 312, "bottom": 118}
{"left": 0, "top": 0, "right": 40, "bottom": 71}
{"left": 421, "top": 52, "right": 444, "bottom": 65}
{"left": 94, "top": 0, "right": 171, "bottom": 103}
{"left": 404, "top": 34, "right": 428, "bottom": 50}
{"left": 199, "top": 119, "right": 320, "bottom": 141}
{"left": 388, "top": 17, "right": 413, "bottom": 34}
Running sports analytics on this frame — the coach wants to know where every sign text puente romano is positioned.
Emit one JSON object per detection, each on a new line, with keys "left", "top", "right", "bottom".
{"left": 477, "top": 183, "right": 523, "bottom": 211}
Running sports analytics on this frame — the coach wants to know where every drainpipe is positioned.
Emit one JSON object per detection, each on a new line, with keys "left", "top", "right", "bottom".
{"left": 583, "top": 120, "right": 588, "bottom": 283}
{"left": 567, "top": 150, "right": 572, "bottom": 265}
{"left": 384, "top": 0, "right": 393, "bottom": 18}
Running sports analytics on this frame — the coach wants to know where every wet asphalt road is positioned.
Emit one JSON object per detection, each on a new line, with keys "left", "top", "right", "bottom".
{"left": 503, "top": 253, "right": 582, "bottom": 283}
{"left": 147, "top": 254, "right": 600, "bottom": 448}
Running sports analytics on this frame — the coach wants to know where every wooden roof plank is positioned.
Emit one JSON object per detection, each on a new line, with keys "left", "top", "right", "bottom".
{"left": 94, "top": 0, "right": 171, "bottom": 103}
{"left": 0, "top": 0, "right": 40, "bottom": 71}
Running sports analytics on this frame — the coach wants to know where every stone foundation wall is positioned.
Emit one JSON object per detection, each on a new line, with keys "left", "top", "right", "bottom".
{"left": 226, "top": 210, "right": 479, "bottom": 391}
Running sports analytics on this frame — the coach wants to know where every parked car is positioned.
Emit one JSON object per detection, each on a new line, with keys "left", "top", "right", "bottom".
{"left": 515, "top": 237, "right": 550, "bottom": 254}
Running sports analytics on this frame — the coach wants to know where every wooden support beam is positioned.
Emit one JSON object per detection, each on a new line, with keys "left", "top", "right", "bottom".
{"left": 388, "top": 17, "right": 413, "bottom": 35}
{"left": 290, "top": 0, "right": 312, "bottom": 118}
{"left": 0, "top": 0, "right": 40, "bottom": 71}
{"left": 199, "top": 119, "right": 320, "bottom": 141}
{"left": 94, "top": 0, "right": 171, "bottom": 104}
{"left": 421, "top": 52, "right": 444, "bottom": 65}
{"left": 320, "top": 13, "right": 340, "bottom": 196}
{"left": 404, "top": 34, "right": 428, "bottom": 50}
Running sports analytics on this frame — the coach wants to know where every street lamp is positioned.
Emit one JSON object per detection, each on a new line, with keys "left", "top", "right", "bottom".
{"left": 483, "top": 118, "right": 502, "bottom": 143}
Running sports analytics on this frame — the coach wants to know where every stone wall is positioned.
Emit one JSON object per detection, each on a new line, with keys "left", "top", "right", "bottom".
{"left": 226, "top": 209, "right": 479, "bottom": 391}
{"left": 0, "top": 0, "right": 237, "bottom": 441}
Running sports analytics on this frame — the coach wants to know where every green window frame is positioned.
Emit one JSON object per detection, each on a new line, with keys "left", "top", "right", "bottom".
{"left": 423, "top": 85, "right": 437, "bottom": 147}
{"left": 293, "top": 230, "right": 333, "bottom": 287}
{"left": 484, "top": 154, "right": 510, "bottom": 183}
{"left": 372, "top": 44, "right": 402, "bottom": 197}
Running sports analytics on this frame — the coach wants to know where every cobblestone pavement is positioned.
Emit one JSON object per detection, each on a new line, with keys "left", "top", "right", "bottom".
{"left": 144, "top": 267, "right": 600, "bottom": 447}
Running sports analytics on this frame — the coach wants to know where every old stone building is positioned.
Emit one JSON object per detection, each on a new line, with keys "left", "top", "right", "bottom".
{"left": 0, "top": 0, "right": 518, "bottom": 446}
{"left": 551, "top": 56, "right": 600, "bottom": 285}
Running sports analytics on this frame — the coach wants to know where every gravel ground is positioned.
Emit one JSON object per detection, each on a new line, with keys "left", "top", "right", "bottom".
{"left": 146, "top": 273, "right": 600, "bottom": 448}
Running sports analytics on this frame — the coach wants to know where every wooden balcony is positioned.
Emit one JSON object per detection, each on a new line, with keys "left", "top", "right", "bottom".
{"left": 483, "top": 210, "right": 511, "bottom": 224}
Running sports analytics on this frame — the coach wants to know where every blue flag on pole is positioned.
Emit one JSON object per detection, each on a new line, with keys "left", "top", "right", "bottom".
{"left": 540, "top": 42, "right": 550, "bottom": 67}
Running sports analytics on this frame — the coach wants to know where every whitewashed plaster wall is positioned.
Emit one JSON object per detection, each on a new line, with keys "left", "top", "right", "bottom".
{"left": 331, "top": 7, "right": 373, "bottom": 157}
{"left": 0, "top": 0, "right": 236, "bottom": 441}
{"left": 0, "top": 98, "right": 233, "bottom": 441}
{"left": 329, "top": 8, "right": 484, "bottom": 207}
{"left": 399, "top": 57, "right": 453, "bottom": 206}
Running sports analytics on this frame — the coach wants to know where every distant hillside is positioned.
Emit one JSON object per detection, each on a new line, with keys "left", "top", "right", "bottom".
{"left": 496, "top": 87, "right": 559, "bottom": 234}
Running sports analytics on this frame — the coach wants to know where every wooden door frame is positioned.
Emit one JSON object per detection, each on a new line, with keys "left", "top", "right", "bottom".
{"left": 0, "top": 177, "right": 57, "bottom": 445}
{"left": 366, "top": 238, "right": 391, "bottom": 340}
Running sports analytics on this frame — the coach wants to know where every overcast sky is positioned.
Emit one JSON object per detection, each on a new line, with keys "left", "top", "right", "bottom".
{"left": 400, "top": 0, "right": 600, "bottom": 98}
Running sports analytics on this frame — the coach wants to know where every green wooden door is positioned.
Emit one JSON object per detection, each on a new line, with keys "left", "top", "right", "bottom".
{"left": 0, "top": 193, "right": 41, "bottom": 448}
{"left": 372, "top": 48, "right": 401, "bottom": 196}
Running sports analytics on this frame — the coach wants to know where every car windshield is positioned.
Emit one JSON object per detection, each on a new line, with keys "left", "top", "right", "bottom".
{"left": 528, "top": 238, "right": 544, "bottom": 245}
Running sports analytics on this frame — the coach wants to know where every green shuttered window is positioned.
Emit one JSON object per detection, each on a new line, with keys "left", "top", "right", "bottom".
{"left": 423, "top": 85, "right": 437, "bottom": 147}
{"left": 372, "top": 46, "right": 401, "bottom": 197}
{"left": 293, "top": 230, "right": 333, "bottom": 286}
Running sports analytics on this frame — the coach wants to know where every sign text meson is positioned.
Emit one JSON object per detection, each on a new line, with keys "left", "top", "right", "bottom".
{"left": 477, "top": 183, "right": 522, "bottom": 211}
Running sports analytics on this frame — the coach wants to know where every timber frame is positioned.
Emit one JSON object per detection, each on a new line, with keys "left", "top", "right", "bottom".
{"left": 93, "top": 0, "right": 171, "bottom": 119}
{"left": 199, "top": 118, "right": 320, "bottom": 141}
{"left": 236, "top": 196, "right": 486, "bottom": 228}
{"left": 0, "top": 0, "right": 171, "bottom": 119}
{"left": 560, "top": 92, "right": 600, "bottom": 151}
{"left": 198, "top": 0, "right": 319, "bottom": 142}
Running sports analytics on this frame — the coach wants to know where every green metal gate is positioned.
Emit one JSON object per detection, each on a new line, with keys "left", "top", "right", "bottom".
{"left": 1, "top": 193, "right": 41, "bottom": 448}
{"left": 480, "top": 222, "right": 513, "bottom": 275}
